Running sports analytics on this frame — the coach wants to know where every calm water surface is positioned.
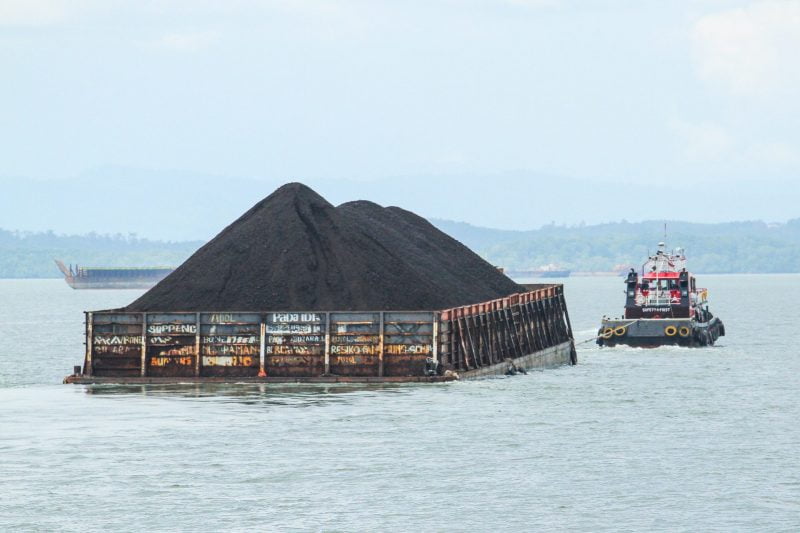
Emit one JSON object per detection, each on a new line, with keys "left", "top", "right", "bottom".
{"left": 1, "top": 276, "right": 798, "bottom": 531}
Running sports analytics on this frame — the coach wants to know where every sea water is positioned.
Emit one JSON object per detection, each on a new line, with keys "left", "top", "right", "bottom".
{"left": 1, "top": 276, "right": 798, "bottom": 531}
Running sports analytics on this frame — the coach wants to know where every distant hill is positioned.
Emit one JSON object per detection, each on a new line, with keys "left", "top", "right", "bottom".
{"left": 2, "top": 169, "right": 799, "bottom": 242}
{"left": 2, "top": 218, "right": 800, "bottom": 278}
{"left": 431, "top": 219, "right": 800, "bottom": 274}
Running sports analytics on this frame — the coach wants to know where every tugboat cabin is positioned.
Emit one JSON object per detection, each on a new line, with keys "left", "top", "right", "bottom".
{"left": 622, "top": 243, "right": 709, "bottom": 320}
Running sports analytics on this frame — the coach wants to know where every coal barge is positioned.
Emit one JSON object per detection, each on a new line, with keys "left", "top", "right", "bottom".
{"left": 65, "top": 183, "right": 577, "bottom": 384}
{"left": 597, "top": 243, "right": 725, "bottom": 348}
{"left": 65, "top": 285, "right": 576, "bottom": 384}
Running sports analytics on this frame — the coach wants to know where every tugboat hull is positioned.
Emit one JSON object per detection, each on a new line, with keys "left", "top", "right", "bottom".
{"left": 597, "top": 317, "right": 725, "bottom": 348}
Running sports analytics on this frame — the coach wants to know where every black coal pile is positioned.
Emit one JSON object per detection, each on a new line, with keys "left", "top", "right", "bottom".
{"left": 126, "top": 183, "right": 522, "bottom": 312}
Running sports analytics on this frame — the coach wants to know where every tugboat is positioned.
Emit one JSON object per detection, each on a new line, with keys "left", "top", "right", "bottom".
{"left": 597, "top": 243, "right": 725, "bottom": 347}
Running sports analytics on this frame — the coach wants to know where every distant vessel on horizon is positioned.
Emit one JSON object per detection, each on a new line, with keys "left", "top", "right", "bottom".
{"left": 55, "top": 260, "right": 173, "bottom": 290}
{"left": 571, "top": 264, "right": 631, "bottom": 277}
{"left": 507, "top": 264, "right": 571, "bottom": 278}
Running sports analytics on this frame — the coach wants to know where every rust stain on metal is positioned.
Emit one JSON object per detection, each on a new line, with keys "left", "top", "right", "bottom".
{"left": 150, "top": 356, "right": 194, "bottom": 367}
{"left": 93, "top": 335, "right": 143, "bottom": 346}
{"left": 202, "top": 356, "right": 255, "bottom": 367}
{"left": 384, "top": 344, "right": 431, "bottom": 355}
{"left": 201, "top": 345, "right": 259, "bottom": 356}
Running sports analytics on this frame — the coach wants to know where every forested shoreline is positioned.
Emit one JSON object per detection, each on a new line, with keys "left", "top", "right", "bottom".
{"left": 433, "top": 219, "right": 800, "bottom": 274}
{"left": 2, "top": 218, "right": 800, "bottom": 278}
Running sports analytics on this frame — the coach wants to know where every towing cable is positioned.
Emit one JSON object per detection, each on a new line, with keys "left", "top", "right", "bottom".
{"left": 575, "top": 319, "right": 641, "bottom": 346}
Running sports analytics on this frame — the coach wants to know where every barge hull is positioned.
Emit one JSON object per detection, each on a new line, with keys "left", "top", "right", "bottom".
{"left": 459, "top": 341, "right": 573, "bottom": 379}
{"left": 63, "top": 341, "right": 574, "bottom": 384}
{"left": 67, "top": 287, "right": 577, "bottom": 384}
{"left": 66, "top": 280, "right": 170, "bottom": 290}
{"left": 65, "top": 340, "right": 574, "bottom": 384}
{"left": 64, "top": 375, "right": 455, "bottom": 384}
{"left": 55, "top": 260, "right": 173, "bottom": 290}
{"left": 598, "top": 317, "right": 725, "bottom": 348}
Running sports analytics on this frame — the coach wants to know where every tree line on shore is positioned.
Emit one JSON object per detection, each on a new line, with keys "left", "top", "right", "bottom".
{"left": 434, "top": 218, "right": 800, "bottom": 274}
{"left": 2, "top": 218, "right": 800, "bottom": 278}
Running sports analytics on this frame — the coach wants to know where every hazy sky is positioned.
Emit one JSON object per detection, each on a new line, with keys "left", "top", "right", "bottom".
{"left": 1, "top": 0, "right": 798, "bottom": 232}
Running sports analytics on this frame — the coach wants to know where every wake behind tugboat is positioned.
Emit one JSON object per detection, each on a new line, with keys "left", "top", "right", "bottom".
{"left": 598, "top": 243, "right": 725, "bottom": 348}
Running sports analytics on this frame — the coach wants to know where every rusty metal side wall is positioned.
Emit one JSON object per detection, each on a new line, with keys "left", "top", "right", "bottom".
{"left": 147, "top": 313, "right": 197, "bottom": 377}
{"left": 84, "top": 292, "right": 573, "bottom": 380}
{"left": 329, "top": 312, "right": 381, "bottom": 376}
{"left": 90, "top": 313, "right": 143, "bottom": 377}
{"left": 265, "top": 312, "right": 325, "bottom": 377}
{"left": 201, "top": 313, "right": 260, "bottom": 377}
{"left": 85, "top": 312, "right": 435, "bottom": 378}
{"left": 383, "top": 312, "right": 434, "bottom": 377}
{"left": 437, "top": 286, "right": 576, "bottom": 372}
{"left": 87, "top": 310, "right": 437, "bottom": 378}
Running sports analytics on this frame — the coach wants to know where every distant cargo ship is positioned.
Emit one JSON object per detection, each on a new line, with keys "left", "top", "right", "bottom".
{"left": 506, "top": 264, "right": 571, "bottom": 278}
{"left": 571, "top": 265, "right": 631, "bottom": 277}
{"left": 55, "top": 260, "right": 173, "bottom": 290}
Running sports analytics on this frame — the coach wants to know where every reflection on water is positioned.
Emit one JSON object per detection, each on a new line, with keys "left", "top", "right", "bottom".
{"left": 81, "top": 382, "right": 426, "bottom": 406}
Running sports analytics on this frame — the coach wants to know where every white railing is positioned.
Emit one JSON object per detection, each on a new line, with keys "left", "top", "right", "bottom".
{"left": 637, "top": 288, "right": 706, "bottom": 306}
